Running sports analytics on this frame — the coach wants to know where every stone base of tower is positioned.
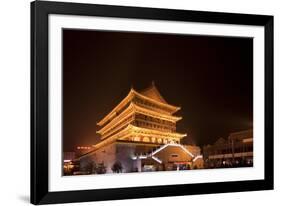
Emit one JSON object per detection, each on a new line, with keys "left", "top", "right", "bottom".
{"left": 79, "top": 141, "right": 203, "bottom": 174}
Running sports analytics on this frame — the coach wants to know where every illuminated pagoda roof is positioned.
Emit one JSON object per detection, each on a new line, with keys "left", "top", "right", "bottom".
{"left": 97, "top": 82, "right": 180, "bottom": 127}
{"left": 94, "top": 124, "right": 187, "bottom": 151}
{"left": 90, "top": 82, "right": 187, "bottom": 152}
{"left": 97, "top": 102, "right": 182, "bottom": 136}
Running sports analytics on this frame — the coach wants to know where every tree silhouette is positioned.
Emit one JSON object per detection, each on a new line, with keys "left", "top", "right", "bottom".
{"left": 80, "top": 157, "right": 95, "bottom": 174}
{"left": 96, "top": 163, "right": 106, "bottom": 174}
{"left": 111, "top": 161, "right": 123, "bottom": 173}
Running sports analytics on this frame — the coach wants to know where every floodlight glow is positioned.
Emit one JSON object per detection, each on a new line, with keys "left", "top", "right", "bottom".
{"left": 193, "top": 155, "right": 203, "bottom": 162}
{"left": 64, "top": 160, "right": 71, "bottom": 163}
{"left": 152, "top": 156, "right": 162, "bottom": 164}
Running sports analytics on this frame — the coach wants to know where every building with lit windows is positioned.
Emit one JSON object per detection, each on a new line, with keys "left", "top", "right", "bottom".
{"left": 78, "top": 82, "right": 203, "bottom": 173}
{"left": 63, "top": 152, "right": 77, "bottom": 175}
{"left": 203, "top": 129, "right": 253, "bottom": 168}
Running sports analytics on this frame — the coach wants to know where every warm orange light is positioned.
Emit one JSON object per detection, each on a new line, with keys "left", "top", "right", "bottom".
{"left": 77, "top": 146, "right": 92, "bottom": 150}
{"left": 92, "top": 84, "right": 187, "bottom": 153}
{"left": 97, "top": 87, "right": 180, "bottom": 126}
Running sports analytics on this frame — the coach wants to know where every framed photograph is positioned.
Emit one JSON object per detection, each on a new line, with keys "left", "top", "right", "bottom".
{"left": 31, "top": 0, "right": 274, "bottom": 204}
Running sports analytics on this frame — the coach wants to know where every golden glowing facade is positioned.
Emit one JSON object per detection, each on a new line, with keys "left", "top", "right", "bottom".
{"left": 95, "top": 82, "right": 186, "bottom": 150}
{"left": 77, "top": 83, "right": 203, "bottom": 174}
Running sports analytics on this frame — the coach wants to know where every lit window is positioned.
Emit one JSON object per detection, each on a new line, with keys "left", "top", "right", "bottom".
{"left": 143, "top": 137, "right": 150, "bottom": 142}
{"left": 134, "top": 137, "right": 140, "bottom": 141}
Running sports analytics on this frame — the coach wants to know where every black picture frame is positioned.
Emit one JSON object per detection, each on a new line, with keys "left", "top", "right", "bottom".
{"left": 31, "top": 0, "right": 274, "bottom": 205}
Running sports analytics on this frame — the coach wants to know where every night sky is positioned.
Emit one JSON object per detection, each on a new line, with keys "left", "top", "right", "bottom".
{"left": 63, "top": 29, "right": 253, "bottom": 152}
